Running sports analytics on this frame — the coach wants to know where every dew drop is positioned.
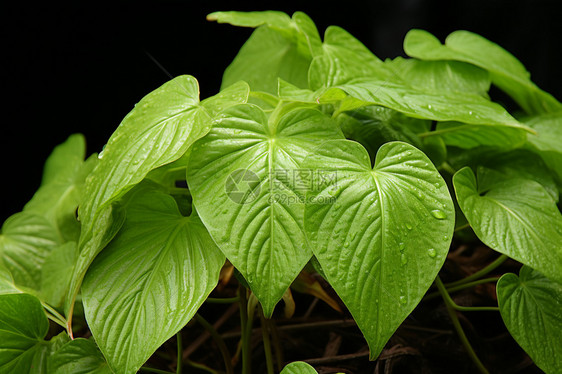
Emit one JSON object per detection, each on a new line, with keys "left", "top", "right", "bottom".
{"left": 398, "top": 242, "right": 405, "bottom": 252}
{"left": 430, "top": 209, "right": 447, "bottom": 220}
{"left": 427, "top": 248, "right": 437, "bottom": 258}
{"left": 350, "top": 232, "right": 357, "bottom": 241}
{"left": 443, "top": 235, "right": 449, "bottom": 241}
{"left": 344, "top": 241, "right": 350, "bottom": 248}
{"left": 469, "top": 111, "right": 473, "bottom": 115}
{"left": 405, "top": 223, "right": 412, "bottom": 230}
{"left": 428, "top": 104, "right": 433, "bottom": 109}
{"left": 400, "top": 253, "right": 408, "bottom": 265}
{"left": 399, "top": 295, "right": 407, "bottom": 304}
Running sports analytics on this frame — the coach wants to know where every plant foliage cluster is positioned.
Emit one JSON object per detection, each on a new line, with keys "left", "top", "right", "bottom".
{"left": 1, "top": 10, "right": 561, "bottom": 374}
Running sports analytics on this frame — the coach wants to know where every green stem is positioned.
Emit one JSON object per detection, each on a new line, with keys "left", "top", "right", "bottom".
{"left": 454, "top": 223, "right": 471, "bottom": 232}
{"left": 424, "top": 277, "right": 499, "bottom": 301}
{"left": 185, "top": 360, "right": 220, "bottom": 374}
{"left": 259, "top": 310, "right": 275, "bottom": 374}
{"left": 176, "top": 332, "right": 182, "bottom": 374}
{"left": 195, "top": 314, "right": 234, "bottom": 374}
{"left": 446, "top": 255, "right": 508, "bottom": 288}
{"left": 206, "top": 297, "right": 240, "bottom": 304}
{"left": 139, "top": 367, "right": 174, "bottom": 374}
{"left": 269, "top": 319, "right": 283, "bottom": 372}
{"left": 439, "top": 162, "right": 458, "bottom": 175}
{"left": 41, "top": 302, "right": 67, "bottom": 324}
{"left": 239, "top": 287, "right": 250, "bottom": 374}
{"left": 45, "top": 312, "right": 67, "bottom": 329}
{"left": 436, "top": 276, "right": 490, "bottom": 374}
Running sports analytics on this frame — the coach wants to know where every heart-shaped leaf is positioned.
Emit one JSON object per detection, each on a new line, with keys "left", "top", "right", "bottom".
{"left": 187, "top": 104, "right": 344, "bottom": 315}
{"left": 82, "top": 185, "right": 225, "bottom": 373}
{"left": 303, "top": 140, "right": 454, "bottom": 358}
{"left": 453, "top": 167, "right": 562, "bottom": 283}
{"left": 497, "top": 266, "right": 562, "bottom": 374}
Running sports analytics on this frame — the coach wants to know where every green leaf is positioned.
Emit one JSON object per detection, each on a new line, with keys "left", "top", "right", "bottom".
{"left": 48, "top": 338, "right": 112, "bottom": 374}
{"left": 0, "top": 212, "right": 61, "bottom": 291}
{"left": 0, "top": 293, "right": 62, "bottom": 374}
{"left": 80, "top": 75, "right": 213, "bottom": 229}
{"left": 66, "top": 75, "right": 240, "bottom": 319}
{"left": 40, "top": 242, "right": 78, "bottom": 308}
{"left": 525, "top": 112, "right": 562, "bottom": 187}
{"left": 82, "top": 186, "right": 225, "bottom": 374}
{"left": 403, "top": 29, "right": 562, "bottom": 114}
{"left": 388, "top": 57, "right": 491, "bottom": 96}
{"left": 327, "top": 79, "right": 529, "bottom": 129}
{"left": 24, "top": 134, "right": 96, "bottom": 242}
{"left": 309, "top": 26, "right": 393, "bottom": 90}
{"left": 453, "top": 167, "right": 562, "bottom": 283}
{"left": 303, "top": 140, "right": 454, "bottom": 358}
{"left": 281, "top": 361, "right": 319, "bottom": 374}
{"left": 213, "top": 11, "right": 321, "bottom": 93}
{"left": 187, "top": 104, "right": 344, "bottom": 316}
{"left": 207, "top": 10, "right": 292, "bottom": 29}
{"left": 426, "top": 121, "right": 527, "bottom": 149}
{"left": 497, "top": 266, "right": 562, "bottom": 374}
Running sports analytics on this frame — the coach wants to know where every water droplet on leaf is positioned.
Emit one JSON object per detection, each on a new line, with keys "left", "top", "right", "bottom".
{"left": 427, "top": 248, "right": 437, "bottom": 258}
{"left": 430, "top": 210, "right": 447, "bottom": 220}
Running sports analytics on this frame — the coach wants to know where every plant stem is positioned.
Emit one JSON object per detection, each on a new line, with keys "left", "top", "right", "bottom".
{"left": 195, "top": 314, "right": 234, "bottom": 374}
{"left": 424, "top": 277, "right": 499, "bottom": 301}
{"left": 454, "top": 223, "right": 471, "bottom": 232}
{"left": 176, "top": 332, "right": 182, "bottom": 374}
{"left": 206, "top": 297, "right": 240, "bottom": 304}
{"left": 185, "top": 360, "right": 220, "bottom": 374}
{"left": 439, "top": 162, "right": 458, "bottom": 175}
{"left": 269, "top": 319, "right": 284, "bottom": 372}
{"left": 259, "top": 309, "right": 275, "bottom": 374}
{"left": 446, "top": 255, "right": 507, "bottom": 288}
{"left": 139, "top": 367, "right": 174, "bottom": 374}
{"left": 41, "top": 301, "right": 67, "bottom": 329}
{"left": 435, "top": 276, "right": 489, "bottom": 374}
{"left": 239, "top": 286, "right": 250, "bottom": 374}
{"left": 44, "top": 311, "right": 67, "bottom": 329}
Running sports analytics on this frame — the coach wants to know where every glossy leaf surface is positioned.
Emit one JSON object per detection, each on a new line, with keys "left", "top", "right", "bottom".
{"left": 82, "top": 186, "right": 224, "bottom": 374}
{"left": 303, "top": 140, "right": 454, "bottom": 358}
{"left": 187, "top": 104, "right": 344, "bottom": 315}
{"left": 497, "top": 266, "right": 562, "bottom": 374}
{"left": 453, "top": 167, "right": 562, "bottom": 283}
{"left": 329, "top": 79, "right": 528, "bottom": 128}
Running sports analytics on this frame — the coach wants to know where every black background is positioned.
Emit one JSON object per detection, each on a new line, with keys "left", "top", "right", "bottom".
{"left": 1, "top": 0, "right": 561, "bottom": 222}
